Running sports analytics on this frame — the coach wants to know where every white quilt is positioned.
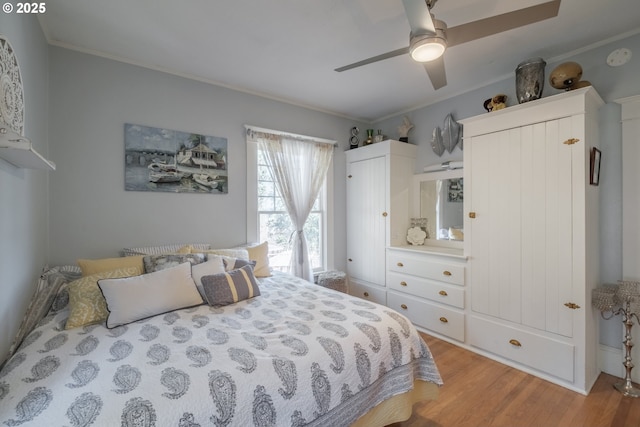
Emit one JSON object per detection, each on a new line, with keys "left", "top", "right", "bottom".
{"left": 0, "top": 271, "right": 442, "bottom": 426}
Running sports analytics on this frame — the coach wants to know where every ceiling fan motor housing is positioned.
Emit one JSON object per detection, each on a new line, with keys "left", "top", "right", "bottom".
{"left": 409, "top": 19, "right": 448, "bottom": 62}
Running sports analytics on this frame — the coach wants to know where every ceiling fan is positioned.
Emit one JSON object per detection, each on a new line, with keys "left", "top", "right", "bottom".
{"left": 335, "top": 0, "right": 561, "bottom": 90}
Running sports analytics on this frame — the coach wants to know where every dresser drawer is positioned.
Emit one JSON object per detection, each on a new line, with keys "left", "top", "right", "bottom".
{"left": 468, "top": 316, "right": 574, "bottom": 382}
{"left": 387, "top": 271, "right": 464, "bottom": 308}
{"left": 387, "top": 251, "right": 465, "bottom": 286}
{"left": 387, "top": 291, "right": 465, "bottom": 342}
{"left": 348, "top": 279, "right": 386, "bottom": 306}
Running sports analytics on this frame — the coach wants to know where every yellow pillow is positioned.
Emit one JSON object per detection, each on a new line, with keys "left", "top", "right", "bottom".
{"left": 65, "top": 266, "right": 143, "bottom": 329}
{"left": 77, "top": 256, "right": 144, "bottom": 276}
{"left": 246, "top": 242, "right": 271, "bottom": 277}
{"left": 176, "top": 245, "right": 193, "bottom": 254}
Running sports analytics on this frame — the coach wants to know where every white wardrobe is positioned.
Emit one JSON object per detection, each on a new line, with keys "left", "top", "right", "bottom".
{"left": 345, "top": 140, "right": 416, "bottom": 305}
{"left": 462, "top": 87, "right": 603, "bottom": 394}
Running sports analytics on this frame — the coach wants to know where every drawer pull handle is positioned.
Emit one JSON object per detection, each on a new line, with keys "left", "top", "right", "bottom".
{"left": 564, "top": 302, "right": 581, "bottom": 310}
{"left": 439, "top": 317, "right": 448, "bottom": 323}
{"left": 469, "top": 212, "right": 476, "bottom": 219}
{"left": 348, "top": 174, "right": 353, "bottom": 178}
{"left": 443, "top": 270, "right": 452, "bottom": 276}
{"left": 400, "top": 281, "right": 407, "bottom": 287}
{"left": 382, "top": 212, "right": 388, "bottom": 217}
{"left": 397, "top": 262, "right": 404, "bottom": 267}
{"left": 439, "top": 290, "right": 448, "bottom": 296}
{"left": 400, "top": 304, "right": 408, "bottom": 310}
{"left": 509, "top": 339, "right": 522, "bottom": 347}
{"left": 348, "top": 258, "right": 352, "bottom": 262}
{"left": 363, "top": 292, "right": 369, "bottom": 297}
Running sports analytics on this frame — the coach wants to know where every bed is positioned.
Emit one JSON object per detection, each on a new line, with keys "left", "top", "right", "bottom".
{"left": 0, "top": 246, "right": 442, "bottom": 427}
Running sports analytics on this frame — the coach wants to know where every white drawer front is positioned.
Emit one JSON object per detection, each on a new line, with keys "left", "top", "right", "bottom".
{"left": 387, "top": 271, "right": 464, "bottom": 308}
{"left": 387, "top": 291, "right": 465, "bottom": 342}
{"left": 348, "top": 279, "right": 386, "bottom": 306}
{"left": 468, "top": 316, "right": 574, "bottom": 382}
{"left": 387, "top": 251, "right": 465, "bottom": 286}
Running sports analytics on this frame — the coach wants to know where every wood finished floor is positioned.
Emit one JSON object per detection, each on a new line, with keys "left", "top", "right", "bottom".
{"left": 388, "top": 333, "right": 640, "bottom": 427}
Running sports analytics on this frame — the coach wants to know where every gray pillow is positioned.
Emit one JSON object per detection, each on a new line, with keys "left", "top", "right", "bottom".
{"left": 201, "top": 265, "right": 261, "bottom": 307}
{"left": 143, "top": 253, "right": 205, "bottom": 273}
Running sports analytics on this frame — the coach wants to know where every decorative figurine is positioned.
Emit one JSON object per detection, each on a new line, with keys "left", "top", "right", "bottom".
{"left": 549, "top": 61, "right": 591, "bottom": 91}
{"left": 483, "top": 94, "right": 508, "bottom": 112}
{"left": 397, "top": 116, "right": 414, "bottom": 142}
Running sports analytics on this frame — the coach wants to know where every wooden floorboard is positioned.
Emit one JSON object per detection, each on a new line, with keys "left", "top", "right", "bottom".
{"left": 388, "top": 333, "right": 640, "bottom": 427}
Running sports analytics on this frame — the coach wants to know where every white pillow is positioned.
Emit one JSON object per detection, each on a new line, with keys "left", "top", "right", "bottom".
{"left": 98, "top": 262, "right": 203, "bottom": 328}
{"left": 191, "top": 256, "right": 226, "bottom": 299}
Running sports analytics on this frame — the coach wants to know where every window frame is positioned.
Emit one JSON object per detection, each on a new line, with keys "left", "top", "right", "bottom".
{"left": 246, "top": 139, "right": 334, "bottom": 273}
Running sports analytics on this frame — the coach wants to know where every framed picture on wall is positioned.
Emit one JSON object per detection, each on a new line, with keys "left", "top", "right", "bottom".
{"left": 124, "top": 123, "right": 228, "bottom": 194}
{"left": 590, "top": 147, "right": 601, "bottom": 186}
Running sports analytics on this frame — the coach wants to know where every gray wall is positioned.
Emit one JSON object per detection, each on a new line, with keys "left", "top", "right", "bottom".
{"left": 48, "top": 47, "right": 364, "bottom": 268}
{"left": 375, "top": 32, "right": 640, "bottom": 348}
{"left": 0, "top": 15, "right": 50, "bottom": 359}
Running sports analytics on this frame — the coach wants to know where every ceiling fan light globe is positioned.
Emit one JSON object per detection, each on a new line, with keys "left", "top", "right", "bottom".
{"left": 410, "top": 37, "right": 446, "bottom": 62}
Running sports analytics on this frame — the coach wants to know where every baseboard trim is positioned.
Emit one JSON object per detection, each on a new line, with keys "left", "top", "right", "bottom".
{"left": 599, "top": 344, "right": 623, "bottom": 378}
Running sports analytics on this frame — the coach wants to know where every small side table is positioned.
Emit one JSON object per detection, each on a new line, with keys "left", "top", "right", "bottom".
{"left": 317, "top": 271, "right": 347, "bottom": 293}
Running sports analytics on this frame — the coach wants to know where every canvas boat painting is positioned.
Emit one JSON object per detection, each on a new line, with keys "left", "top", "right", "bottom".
{"left": 124, "top": 123, "right": 228, "bottom": 194}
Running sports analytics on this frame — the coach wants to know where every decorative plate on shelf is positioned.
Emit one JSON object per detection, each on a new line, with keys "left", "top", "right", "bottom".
{"left": 0, "top": 35, "right": 25, "bottom": 135}
{"left": 407, "top": 226, "right": 427, "bottom": 245}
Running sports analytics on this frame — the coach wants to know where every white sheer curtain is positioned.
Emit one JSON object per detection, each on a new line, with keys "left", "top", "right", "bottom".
{"left": 252, "top": 129, "right": 333, "bottom": 282}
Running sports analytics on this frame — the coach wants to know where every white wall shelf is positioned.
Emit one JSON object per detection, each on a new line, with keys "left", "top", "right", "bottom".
{"left": 0, "top": 129, "right": 55, "bottom": 171}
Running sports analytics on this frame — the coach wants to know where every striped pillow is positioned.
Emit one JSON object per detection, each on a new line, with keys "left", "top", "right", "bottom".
{"left": 200, "top": 265, "right": 260, "bottom": 306}
{"left": 122, "top": 243, "right": 211, "bottom": 257}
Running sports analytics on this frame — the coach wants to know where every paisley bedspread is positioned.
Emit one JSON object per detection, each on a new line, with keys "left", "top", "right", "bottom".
{"left": 0, "top": 270, "right": 442, "bottom": 427}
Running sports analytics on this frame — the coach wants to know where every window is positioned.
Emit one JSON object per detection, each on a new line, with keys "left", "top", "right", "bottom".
{"left": 246, "top": 130, "right": 334, "bottom": 274}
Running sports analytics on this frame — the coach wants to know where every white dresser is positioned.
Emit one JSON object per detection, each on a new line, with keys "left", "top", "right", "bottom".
{"left": 386, "top": 246, "right": 466, "bottom": 342}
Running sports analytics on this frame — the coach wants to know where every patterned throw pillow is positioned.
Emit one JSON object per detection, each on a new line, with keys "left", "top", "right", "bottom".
{"left": 201, "top": 265, "right": 261, "bottom": 307}
{"left": 4, "top": 265, "right": 82, "bottom": 364}
{"left": 121, "top": 243, "right": 211, "bottom": 257}
{"left": 143, "top": 253, "right": 205, "bottom": 273}
{"left": 65, "top": 266, "right": 143, "bottom": 329}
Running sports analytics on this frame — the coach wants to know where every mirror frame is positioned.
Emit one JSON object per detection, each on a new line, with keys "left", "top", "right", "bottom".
{"left": 411, "top": 168, "right": 464, "bottom": 249}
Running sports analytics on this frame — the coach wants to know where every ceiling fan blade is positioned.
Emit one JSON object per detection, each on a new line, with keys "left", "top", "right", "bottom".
{"left": 402, "top": 0, "right": 436, "bottom": 33}
{"left": 424, "top": 57, "right": 447, "bottom": 89}
{"left": 334, "top": 46, "right": 410, "bottom": 72}
{"left": 446, "top": 0, "right": 561, "bottom": 47}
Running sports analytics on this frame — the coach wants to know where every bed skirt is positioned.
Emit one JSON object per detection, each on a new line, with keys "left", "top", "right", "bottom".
{"left": 351, "top": 380, "right": 439, "bottom": 426}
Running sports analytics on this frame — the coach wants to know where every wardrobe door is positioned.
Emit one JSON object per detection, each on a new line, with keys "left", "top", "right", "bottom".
{"left": 468, "top": 118, "right": 575, "bottom": 335}
{"left": 346, "top": 155, "right": 387, "bottom": 286}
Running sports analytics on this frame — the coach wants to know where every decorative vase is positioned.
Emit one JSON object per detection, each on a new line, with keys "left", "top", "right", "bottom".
{"left": 365, "top": 129, "right": 374, "bottom": 145}
{"left": 373, "top": 129, "right": 385, "bottom": 143}
{"left": 515, "top": 57, "right": 546, "bottom": 104}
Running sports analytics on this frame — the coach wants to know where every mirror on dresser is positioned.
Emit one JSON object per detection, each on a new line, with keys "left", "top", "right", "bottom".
{"left": 411, "top": 168, "right": 464, "bottom": 247}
